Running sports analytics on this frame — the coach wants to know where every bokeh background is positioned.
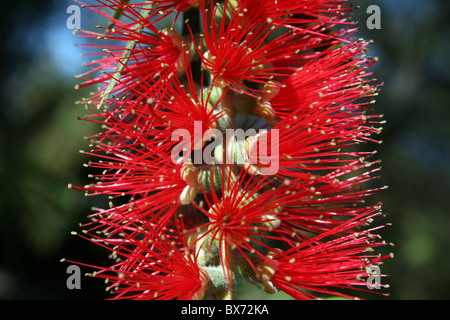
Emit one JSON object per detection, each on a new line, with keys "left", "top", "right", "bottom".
{"left": 0, "top": 0, "right": 449, "bottom": 299}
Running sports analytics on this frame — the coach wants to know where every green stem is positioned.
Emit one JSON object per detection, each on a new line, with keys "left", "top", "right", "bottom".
{"left": 97, "top": 2, "right": 153, "bottom": 110}
{"left": 220, "top": 239, "right": 234, "bottom": 300}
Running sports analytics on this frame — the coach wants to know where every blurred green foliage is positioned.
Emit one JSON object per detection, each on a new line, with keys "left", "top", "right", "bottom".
{"left": 0, "top": 0, "right": 449, "bottom": 299}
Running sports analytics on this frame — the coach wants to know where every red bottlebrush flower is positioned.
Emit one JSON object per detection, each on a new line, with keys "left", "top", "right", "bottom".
{"left": 181, "top": 163, "right": 388, "bottom": 283}
{"left": 257, "top": 210, "right": 392, "bottom": 300}
{"left": 196, "top": 1, "right": 354, "bottom": 96}
{"left": 67, "top": 215, "right": 210, "bottom": 300}
{"left": 192, "top": 166, "right": 288, "bottom": 265}
{"left": 277, "top": 160, "right": 386, "bottom": 239}
{"left": 68, "top": 0, "right": 392, "bottom": 301}
{"left": 75, "top": 5, "right": 194, "bottom": 107}
{"left": 256, "top": 40, "right": 380, "bottom": 124}
{"left": 232, "top": 0, "right": 354, "bottom": 32}
{"left": 71, "top": 58, "right": 225, "bottom": 227}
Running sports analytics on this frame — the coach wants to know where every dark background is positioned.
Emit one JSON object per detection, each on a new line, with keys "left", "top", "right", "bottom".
{"left": 0, "top": 0, "right": 449, "bottom": 299}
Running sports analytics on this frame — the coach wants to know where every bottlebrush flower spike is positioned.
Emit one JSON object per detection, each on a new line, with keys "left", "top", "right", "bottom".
{"left": 68, "top": 0, "right": 392, "bottom": 300}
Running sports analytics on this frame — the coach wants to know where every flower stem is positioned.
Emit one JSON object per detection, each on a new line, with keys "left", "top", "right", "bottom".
{"left": 97, "top": 2, "right": 153, "bottom": 110}
{"left": 220, "top": 239, "right": 234, "bottom": 300}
